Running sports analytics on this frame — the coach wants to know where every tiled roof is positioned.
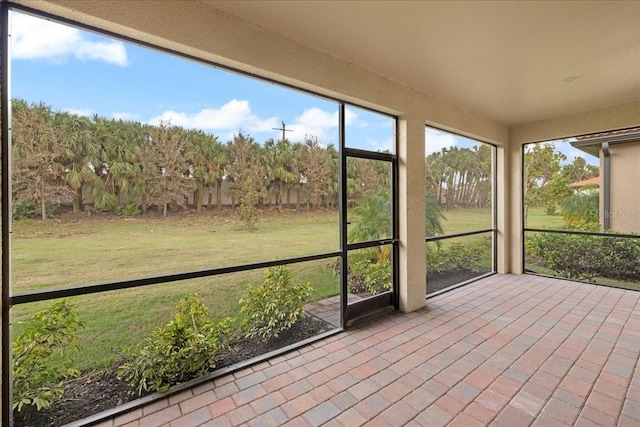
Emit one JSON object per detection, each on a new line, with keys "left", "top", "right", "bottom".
{"left": 568, "top": 176, "right": 600, "bottom": 188}
{"left": 574, "top": 126, "right": 640, "bottom": 141}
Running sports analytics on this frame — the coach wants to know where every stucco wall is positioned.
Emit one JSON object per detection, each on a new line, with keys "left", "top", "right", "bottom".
{"left": 608, "top": 142, "right": 640, "bottom": 233}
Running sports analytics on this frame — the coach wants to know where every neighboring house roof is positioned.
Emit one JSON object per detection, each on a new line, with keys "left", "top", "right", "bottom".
{"left": 570, "top": 126, "right": 640, "bottom": 157}
{"left": 568, "top": 176, "right": 599, "bottom": 189}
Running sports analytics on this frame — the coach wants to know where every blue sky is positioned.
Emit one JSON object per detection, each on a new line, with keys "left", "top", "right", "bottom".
{"left": 9, "top": 10, "right": 595, "bottom": 165}
{"left": 10, "top": 10, "right": 396, "bottom": 152}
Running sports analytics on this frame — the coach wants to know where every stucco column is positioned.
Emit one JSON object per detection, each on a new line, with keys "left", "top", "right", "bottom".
{"left": 397, "top": 113, "right": 426, "bottom": 312}
{"left": 495, "top": 144, "right": 509, "bottom": 273}
{"left": 505, "top": 138, "right": 524, "bottom": 273}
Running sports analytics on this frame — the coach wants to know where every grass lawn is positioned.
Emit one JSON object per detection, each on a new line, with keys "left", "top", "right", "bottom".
{"left": 525, "top": 207, "right": 566, "bottom": 229}
{"left": 10, "top": 205, "right": 574, "bottom": 371}
{"left": 12, "top": 209, "right": 340, "bottom": 370}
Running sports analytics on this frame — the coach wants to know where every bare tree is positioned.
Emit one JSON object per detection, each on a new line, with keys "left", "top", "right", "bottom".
{"left": 301, "top": 136, "right": 332, "bottom": 209}
{"left": 226, "top": 132, "right": 264, "bottom": 230}
{"left": 134, "top": 121, "right": 195, "bottom": 216}
{"left": 12, "top": 100, "right": 74, "bottom": 220}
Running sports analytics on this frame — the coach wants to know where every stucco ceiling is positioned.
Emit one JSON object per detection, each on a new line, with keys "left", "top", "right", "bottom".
{"left": 205, "top": 0, "right": 640, "bottom": 126}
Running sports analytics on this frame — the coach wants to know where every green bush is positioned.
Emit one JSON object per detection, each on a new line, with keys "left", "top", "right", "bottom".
{"left": 12, "top": 200, "right": 35, "bottom": 220}
{"left": 527, "top": 230, "right": 640, "bottom": 282}
{"left": 239, "top": 266, "right": 313, "bottom": 339}
{"left": 114, "top": 202, "right": 141, "bottom": 216}
{"left": 348, "top": 248, "right": 392, "bottom": 295}
{"left": 12, "top": 200, "right": 56, "bottom": 220}
{"left": 426, "top": 242, "right": 484, "bottom": 273}
{"left": 12, "top": 300, "right": 83, "bottom": 412}
{"left": 117, "top": 294, "right": 232, "bottom": 395}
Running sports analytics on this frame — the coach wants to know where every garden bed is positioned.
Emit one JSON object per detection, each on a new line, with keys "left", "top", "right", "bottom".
{"left": 427, "top": 268, "right": 492, "bottom": 294}
{"left": 14, "top": 316, "right": 333, "bottom": 427}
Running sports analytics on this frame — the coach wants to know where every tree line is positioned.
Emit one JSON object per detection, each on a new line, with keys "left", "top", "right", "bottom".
{"left": 425, "top": 144, "right": 493, "bottom": 209}
{"left": 14, "top": 99, "right": 532, "bottom": 223}
{"left": 11, "top": 99, "right": 389, "bottom": 222}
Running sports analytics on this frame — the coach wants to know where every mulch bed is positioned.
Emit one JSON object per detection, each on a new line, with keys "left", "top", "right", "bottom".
{"left": 15, "top": 270, "right": 488, "bottom": 426}
{"left": 14, "top": 316, "right": 333, "bottom": 427}
{"left": 426, "top": 268, "right": 492, "bottom": 295}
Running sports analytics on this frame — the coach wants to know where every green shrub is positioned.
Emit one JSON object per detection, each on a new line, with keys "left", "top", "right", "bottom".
{"left": 239, "top": 266, "right": 313, "bottom": 339}
{"left": 12, "top": 200, "right": 56, "bottom": 220}
{"left": 348, "top": 248, "right": 392, "bottom": 295}
{"left": 527, "top": 230, "right": 640, "bottom": 281}
{"left": 12, "top": 200, "right": 35, "bottom": 220}
{"left": 545, "top": 204, "right": 558, "bottom": 216}
{"left": 12, "top": 300, "right": 83, "bottom": 412}
{"left": 426, "top": 242, "right": 484, "bottom": 273}
{"left": 117, "top": 294, "right": 232, "bottom": 395}
{"left": 114, "top": 202, "right": 141, "bottom": 216}
{"left": 361, "top": 257, "right": 391, "bottom": 294}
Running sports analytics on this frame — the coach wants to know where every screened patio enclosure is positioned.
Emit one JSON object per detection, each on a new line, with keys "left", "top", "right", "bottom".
{"left": 1, "top": 1, "right": 639, "bottom": 425}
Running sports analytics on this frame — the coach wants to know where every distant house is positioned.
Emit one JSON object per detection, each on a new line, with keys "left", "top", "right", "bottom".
{"left": 571, "top": 127, "right": 640, "bottom": 233}
{"left": 568, "top": 176, "right": 599, "bottom": 195}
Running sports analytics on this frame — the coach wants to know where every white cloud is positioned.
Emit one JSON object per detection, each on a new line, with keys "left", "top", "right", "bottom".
{"left": 148, "top": 99, "right": 278, "bottom": 134}
{"left": 425, "top": 128, "right": 457, "bottom": 155}
{"left": 148, "top": 103, "right": 361, "bottom": 145}
{"left": 10, "top": 12, "right": 129, "bottom": 66}
{"left": 288, "top": 107, "right": 357, "bottom": 142}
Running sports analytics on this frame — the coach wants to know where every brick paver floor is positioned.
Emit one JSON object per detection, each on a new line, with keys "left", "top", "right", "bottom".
{"left": 96, "top": 274, "right": 640, "bottom": 426}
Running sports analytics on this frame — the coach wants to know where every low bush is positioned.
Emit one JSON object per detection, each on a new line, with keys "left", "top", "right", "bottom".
{"left": 348, "top": 247, "right": 391, "bottom": 295}
{"left": 12, "top": 200, "right": 56, "bottom": 220}
{"left": 117, "top": 294, "right": 232, "bottom": 395}
{"left": 360, "top": 258, "right": 391, "bottom": 295}
{"left": 239, "top": 266, "right": 313, "bottom": 339}
{"left": 114, "top": 202, "right": 141, "bottom": 216}
{"left": 426, "top": 242, "right": 485, "bottom": 273}
{"left": 12, "top": 200, "right": 35, "bottom": 220}
{"left": 12, "top": 300, "right": 83, "bottom": 412}
{"left": 527, "top": 230, "right": 640, "bottom": 282}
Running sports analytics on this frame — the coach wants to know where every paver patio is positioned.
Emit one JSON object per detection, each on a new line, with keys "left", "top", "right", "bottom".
{"left": 95, "top": 274, "right": 639, "bottom": 427}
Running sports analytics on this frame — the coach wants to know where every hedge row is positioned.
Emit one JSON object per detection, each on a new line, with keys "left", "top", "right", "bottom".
{"left": 527, "top": 231, "right": 640, "bottom": 282}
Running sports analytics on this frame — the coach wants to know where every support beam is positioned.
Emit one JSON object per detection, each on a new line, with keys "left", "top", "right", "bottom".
{"left": 397, "top": 113, "right": 426, "bottom": 312}
{"left": 507, "top": 138, "right": 524, "bottom": 274}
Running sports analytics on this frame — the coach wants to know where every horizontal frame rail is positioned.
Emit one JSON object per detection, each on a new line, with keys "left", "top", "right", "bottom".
{"left": 346, "top": 239, "right": 397, "bottom": 251}
{"left": 426, "top": 228, "right": 495, "bottom": 243}
{"left": 11, "top": 251, "right": 342, "bottom": 306}
{"left": 344, "top": 147, "right": 395, "bottom": 162}
{"left": 525, "top": 228, "right": 639, "bottom": 239}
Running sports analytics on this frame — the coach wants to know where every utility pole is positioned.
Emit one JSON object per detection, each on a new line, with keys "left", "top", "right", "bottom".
{"left": 272, "top": 121, "right": 292, "bottom": 142}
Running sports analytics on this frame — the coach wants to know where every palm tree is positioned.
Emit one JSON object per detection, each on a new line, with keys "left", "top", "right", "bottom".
{"left": 325, "top": 144, "right": 339, "bottom": 209}
{"left": 348, "top": 191, "right": 391, "bottom": 243}
{"left": 90, "top": 117, "right": 143, "bottom": 210}
{"left": 349, "top": 190, "right": 444, "bottom": 243}
{"left": 57, "top": 111, "right": 99, "bottom": 214}
{"left": 263, "top": 138, "right": 297, "bottom": 209}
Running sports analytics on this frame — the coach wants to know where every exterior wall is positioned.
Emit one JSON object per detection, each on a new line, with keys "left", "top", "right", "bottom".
{"left": 608, "top": 141, "right": 640, "bottom": 233}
